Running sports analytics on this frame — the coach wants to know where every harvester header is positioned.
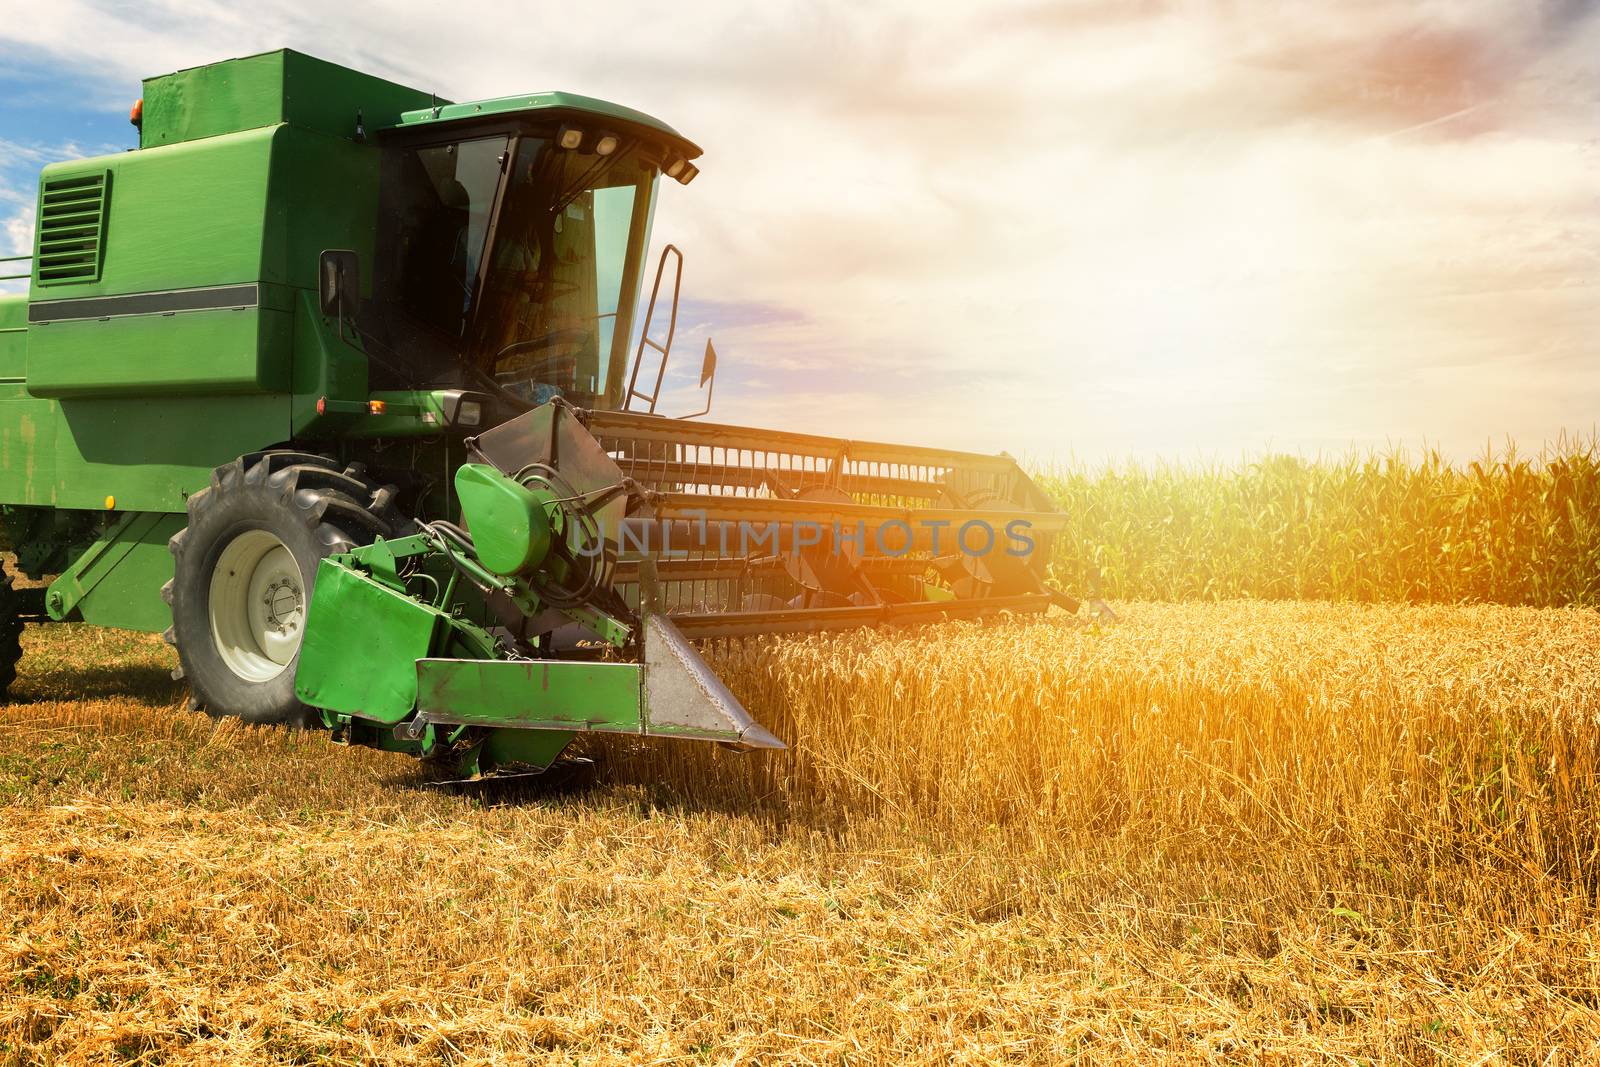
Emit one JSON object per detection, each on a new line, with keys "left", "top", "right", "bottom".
{"left": 0, "top": 49, "right": 1090, "bottom": 779}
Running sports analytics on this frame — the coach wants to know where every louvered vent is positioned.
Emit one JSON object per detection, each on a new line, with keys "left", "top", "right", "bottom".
{"left": 35, "top": 172, "right": 110, "bottom": 286}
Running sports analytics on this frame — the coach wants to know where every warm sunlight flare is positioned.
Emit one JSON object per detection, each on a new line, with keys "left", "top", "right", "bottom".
{"left": 0, "top": 3, "right": 1596, "bottom": 1062}
{"left": 2, "top": 2, "right": 1595, "bottom": 460}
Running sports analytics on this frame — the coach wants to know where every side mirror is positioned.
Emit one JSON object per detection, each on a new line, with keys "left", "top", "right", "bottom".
{"left": 681, "top": 339, "right": 718, "bottom": 420}
{"left": 319, "top": 250, "right": 361, "bottom": 317}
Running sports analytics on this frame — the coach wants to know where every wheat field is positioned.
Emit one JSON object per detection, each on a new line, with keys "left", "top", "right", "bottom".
{"left": 2, "top": 601, "right": 1598, "bottom": 1064}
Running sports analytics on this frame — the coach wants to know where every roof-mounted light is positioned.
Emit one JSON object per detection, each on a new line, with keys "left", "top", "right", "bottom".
{"left": 674, "top": 162, "right": 699, "bottom": 186}
{"left": 664, "top": 157, "right": 686, "bottom": 179}
{"left": 594, "top": 133, "right": 619, "bottom": 156}
{"left": 557, "top": 125, "right": 584, "bottom": 150}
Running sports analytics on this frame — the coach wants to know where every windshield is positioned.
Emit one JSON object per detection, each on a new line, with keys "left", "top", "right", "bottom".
{"left": 470, "top": 137, "right": 659, "bottom": 409}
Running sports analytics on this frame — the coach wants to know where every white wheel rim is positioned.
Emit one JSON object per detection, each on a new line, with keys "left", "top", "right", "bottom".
{"left": 208, "top": 530, "right": 305, "bottom": 683}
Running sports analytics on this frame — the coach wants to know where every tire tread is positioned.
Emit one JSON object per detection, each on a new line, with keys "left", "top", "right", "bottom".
{"left": 167, "top": 450, "right": 404, "bottom": 724}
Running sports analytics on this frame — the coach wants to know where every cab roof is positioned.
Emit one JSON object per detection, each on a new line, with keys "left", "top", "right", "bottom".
{"left": 389, "top": 92, "right": 701, "bottom": 160}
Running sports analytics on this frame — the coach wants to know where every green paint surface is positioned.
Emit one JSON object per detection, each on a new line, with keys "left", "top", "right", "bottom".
{"left": 415, "top": 658, "right": 644, "bottom": 733}
{"left": 32, "top": 127, "right": 277, "bottom": 301}
{"left": 141, "top": 50, "right": 436, "bottom": 149}
{"left": 63, "top": 512, "right": 186, "bottom": 632}
{"left": 481, "top": 729, "right": 575, "bottom": 773}
{"left": 27, "top": 307, "right": 291, "bottom": 397}
{"left": 453, "top": 464, "right": 551, "bottom": 576}
{"left": 0, "top": 296, "right": 24, "bottom": 379}
{"left": 392, "top": 91, "right": 701, "bottom": 157}
{"left": 295, "top": 558, "right": 444, "bottom": 724}
{"left": 0, "top": 392, "right": 290, "bottom": 513}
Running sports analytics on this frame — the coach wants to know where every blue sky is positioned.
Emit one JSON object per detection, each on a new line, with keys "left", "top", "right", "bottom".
{"left": 2, "top": 41, "right": 131, "bottom": 128}
{"left": 2, "top": 2, "right": 1597, "bottom": 463}
{"left": 0, "top": 58, "right": 130, "bottom": 267}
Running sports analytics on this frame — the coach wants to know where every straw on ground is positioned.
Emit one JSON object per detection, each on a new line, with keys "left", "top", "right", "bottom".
{"left": 2, "top": 601, "right": 1598, "bottom": 1063}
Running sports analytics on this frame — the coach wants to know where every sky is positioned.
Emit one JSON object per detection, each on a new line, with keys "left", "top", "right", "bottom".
{"left": 0, "top": 1, "right": 1595, "bottom": 464}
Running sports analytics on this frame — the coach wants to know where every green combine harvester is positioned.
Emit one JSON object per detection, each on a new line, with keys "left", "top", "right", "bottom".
{"left": 0, "top": 50, "right": 1085, "bottom": 779}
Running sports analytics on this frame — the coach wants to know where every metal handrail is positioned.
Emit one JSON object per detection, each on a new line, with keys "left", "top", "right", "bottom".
{"left": 0, "top": 253, "right": 31, "bottom": 283}
{"left": 623, "top": 244, "right": 683, "bottom": 413}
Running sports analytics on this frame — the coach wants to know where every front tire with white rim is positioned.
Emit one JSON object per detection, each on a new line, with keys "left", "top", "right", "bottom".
{"left": 209, "top": 529, "right": 306, "bottom": 683}
{"left": 164, "top": 452, "right": 405, "bottom": 726}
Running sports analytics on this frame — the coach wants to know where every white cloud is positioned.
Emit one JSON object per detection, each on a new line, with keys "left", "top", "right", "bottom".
{"left": 0, "top": 1, "right": 1596, "bottom": 458}
{"left": 1, "top": 203, "right": 32, "bottom": 252}
{"left": 0, "top": 169, "right": 34, "bottom": 294}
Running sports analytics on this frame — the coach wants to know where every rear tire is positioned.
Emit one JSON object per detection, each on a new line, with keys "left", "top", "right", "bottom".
{"left": 0, "top": 562, "right": 24, "bottom": 702}
{"left": 164, "top": 452, "right": 405, "bottom": 726}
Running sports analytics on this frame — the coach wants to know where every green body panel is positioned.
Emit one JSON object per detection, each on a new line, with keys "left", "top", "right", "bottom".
{"left": 416, "top": 658, "right": 645, "bottom": 733}
{"left": 0, "top": 384, "right": 59, "bottom": 507}
{"left": 295, "top": 557, "right": 446, "bottom": 724}
{"left": 141, "top": 50, "right": 438, "bottom": 149}
{"left": 4, "top": 46, "right": 694, "bottom": 507}
{"left": 266, "top": 125, "right": 387, "bottom": 294}
{"left": 30, "top": 127, "right": 275, "bottom": 303}
{"left": 28, "top": 305, "right": 292, "bottom": 398}
{"left": 26, "top": 122, "right": 380, "bottom": 396}
{"left": 288, "top": 289, "right": 368, "bottom": 436}
{"left": 0, "top": 386, "right": 290, "bottom": 513}
{"left": 0, "top": 296, "right": 24, "bottom": 379}
{"left": 453, "top": 464, "right": 552, "bottom": 576}
{"left": 33, "top": 122, "right": 381, "bottom": 307}
{"left": 46, "top": 512, "right": 184, "bottom": 631}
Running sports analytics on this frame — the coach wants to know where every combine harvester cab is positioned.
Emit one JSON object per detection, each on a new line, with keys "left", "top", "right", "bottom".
{"left": 0, "top": 49, "right": 1089, "bottom": 780}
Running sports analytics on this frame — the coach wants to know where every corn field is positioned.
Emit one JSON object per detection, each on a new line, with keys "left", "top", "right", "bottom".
{"left": 1039, "top": 438, "right": 1600, "bottom": 606}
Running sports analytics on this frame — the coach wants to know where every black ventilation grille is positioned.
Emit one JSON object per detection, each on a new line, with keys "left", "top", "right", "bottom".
{"left": 35, "top": 173, "right": 109, "bottom": 286}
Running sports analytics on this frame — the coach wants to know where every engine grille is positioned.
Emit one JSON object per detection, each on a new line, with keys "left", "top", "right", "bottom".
{"left": 35, "top": 172, "right": 110, "bottom": 286}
